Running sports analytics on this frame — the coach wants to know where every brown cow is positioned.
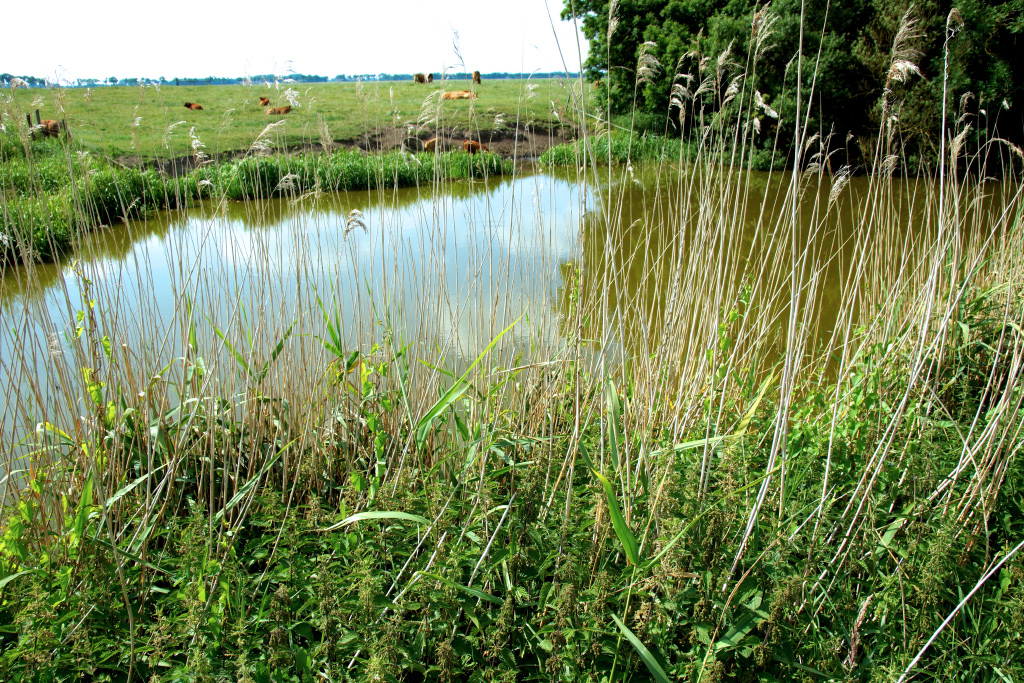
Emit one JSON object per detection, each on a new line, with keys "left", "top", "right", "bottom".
{"left": 594, "top": 80, "right": 602, "bottom": 90}
{"left": 427, "top": 73, "right": 434, "bottom": 83}
{"left": 266, "top": 105, "right": 292, "bottom": 116}
{"left": 413, "top": 73, "right": 426, "bottom": 84}
{"left": 441, "top": 90, "right": 477, "bottom": 100}
{"left": 424, "top": 137, "right": 440, "bottom": 152}
{"left": 35, "top": 119, "right": 66, "bottom": 139}
{"left": 472, "top": 70, "right": 481, "bottom": 85}
{"left": 183, "top": 102, "right": 203, "bottom": 110}
{"left": 259, "top": 96, "right": 270, "bottom": 106}
{"left": 462, "top": 140, "right": 489, "bottom": 154}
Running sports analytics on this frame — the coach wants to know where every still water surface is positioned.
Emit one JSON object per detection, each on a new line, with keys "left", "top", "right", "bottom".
{"left": 0, "top": 166, "right": 1013, "bottom": 441}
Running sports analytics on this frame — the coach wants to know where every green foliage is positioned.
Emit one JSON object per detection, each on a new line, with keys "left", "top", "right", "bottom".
{"left": 565, "top": 0, "right": 1024, "bottom": 170}
{"left": 540, "top": 131, "right": 686, "bottom": 165}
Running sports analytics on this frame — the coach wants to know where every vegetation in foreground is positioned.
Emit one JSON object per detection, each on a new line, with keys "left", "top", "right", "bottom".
{"left": 2, "top": 5, "right": 1024, "bottom": 683}
{"left": 1, "top": 264, "right": 1022, "bottom": 682}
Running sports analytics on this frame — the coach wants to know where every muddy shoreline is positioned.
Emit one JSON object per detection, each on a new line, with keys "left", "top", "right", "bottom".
{"left": 118, "top": 122, "right": 575, "bottom": 179}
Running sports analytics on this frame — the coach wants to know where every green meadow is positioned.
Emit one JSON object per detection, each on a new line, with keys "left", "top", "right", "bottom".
{"left": 4, "top": 77, "right": 585, "bottom": 161}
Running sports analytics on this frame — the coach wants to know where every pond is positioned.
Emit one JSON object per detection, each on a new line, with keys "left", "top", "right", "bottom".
{"left": 1, "top": 163, "right": 1016, "bottom": 470}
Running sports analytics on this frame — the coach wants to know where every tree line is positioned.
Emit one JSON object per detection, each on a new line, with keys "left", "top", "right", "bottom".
{"left": 562, "top": 0, "right": 1024, "bottom": 171}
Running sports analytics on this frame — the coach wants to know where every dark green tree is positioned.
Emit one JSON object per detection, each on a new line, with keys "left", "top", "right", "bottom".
{"left": 563, "top": 0, "right": 1024, "bottom": 170}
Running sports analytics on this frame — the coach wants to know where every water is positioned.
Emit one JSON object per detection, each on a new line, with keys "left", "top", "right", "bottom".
{"left": 1, "top": 165, "right": 1017, "bottom": 473}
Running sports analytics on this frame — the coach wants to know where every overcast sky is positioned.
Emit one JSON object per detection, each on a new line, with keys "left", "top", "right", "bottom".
{"left": 5, "top": 0, "right": 590, "bottom": 82}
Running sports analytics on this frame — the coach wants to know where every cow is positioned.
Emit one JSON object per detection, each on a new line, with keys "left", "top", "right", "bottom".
{"left": 259, "top": 96, "right": 270, "bottom": 106}
{"left": 266, "top": 105, "right": 292, "bottom": 116}
{"left": 34, "top": 119, "right": 67, "bottom": 139}
{"left": 413, "top": 73, "right": 426, "bottom": 84}
{"left": 594, "top": 80, "right": 602, "bottom": 90}
{"left": 462, "top": 140, "right": 489, "bottom": 154}
{"left": 472, "top": 70, "right": 481, "bottom": 85}
{"left": 441, "top": 91, "right": 477, "bottom": 100}
{"left": 183, "top": 102, "right": 203, "bottom": 110}
{"left": 425, "top": 137, "right": 452, "bottom": 153}
{"left": 427, "top": 73, "right": 434, "bottom": 83}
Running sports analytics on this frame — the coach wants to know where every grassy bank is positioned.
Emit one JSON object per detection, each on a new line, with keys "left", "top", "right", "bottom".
{"left": 540, "top": 131, "right": 686, "bottom": 167}
{"left": 0, "top": 130, "right": 512, "bottom": 269}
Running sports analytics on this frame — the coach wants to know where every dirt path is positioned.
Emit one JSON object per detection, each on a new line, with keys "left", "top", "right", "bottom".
{"left": 351, "top": 122, "right": 575, "bottom": 158}
{"left": 125, "top": 123, "right": 574, "bottom": 179}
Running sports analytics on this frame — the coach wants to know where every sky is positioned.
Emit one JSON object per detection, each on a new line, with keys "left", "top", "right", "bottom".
{"left": 5, "top": 0, "right": 590, "bottom": 82}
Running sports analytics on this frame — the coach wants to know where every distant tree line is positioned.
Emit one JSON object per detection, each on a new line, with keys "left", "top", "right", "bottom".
{"left": 0, "top": 71, "right": 581, "bottom": 89}
{"left": 562, "top": 0, "right": 1024, "bottom": 171}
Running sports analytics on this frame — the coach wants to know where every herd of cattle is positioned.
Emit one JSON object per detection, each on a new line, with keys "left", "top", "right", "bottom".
{"left": 29, "top": 75, "right": 491, "bottom": 153}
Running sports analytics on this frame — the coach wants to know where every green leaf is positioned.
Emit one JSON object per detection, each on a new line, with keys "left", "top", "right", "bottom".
{"left": 320, "top": 510, "right": 430, "bottom": 532}
{"left": 86, "top": 537, "right": 170, "bottom": 575}
{"left": 593, "top": 469, "right": 639, "bottom": 565}
{"left": 0, "top": 569, "right": 37, "bottom": 592}
{"left": 414, "top": 314, "right": 522, "bottom": 448}
{"left": 71, "top": 472, "right": 94, "bottom": 543}
{"left": 715, "top": 612, "right": 762, "bottom": 652}
{"left": 610, "top": 613, "right": 670, "bottom": 683}
{"left": 212, "top": 438, "right": 295, "bottom": 525}
{"left": 418, "top": 572, "right": 503, "bottom": 605}
{"left": 211, "top": 321, "right": 252, "bottom": 377}
{"left": 605, "top": 379, "right": 622, "bottom": 470}
{"left": 256, "top": 320, "right": 297, "bottom": 383}
{"left": 105, "top": 465, "right": 166, "bottom": 509}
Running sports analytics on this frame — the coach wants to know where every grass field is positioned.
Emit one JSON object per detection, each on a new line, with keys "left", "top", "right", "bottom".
{"left": 3, "top": 77, "right": 587, "bottom": 162}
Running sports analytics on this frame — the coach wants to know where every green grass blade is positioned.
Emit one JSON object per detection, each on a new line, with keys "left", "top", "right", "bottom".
{"left": 417, "top": 572, "right": 503, "bottom": 605}
{"left": 210, "top": 319, "right": 252, "bottom": 378}
{"left": 593, "top": 469, "right": 640, "bottom": 565}
{"left": 414, "top": 313, "right": 523, "bottom": 448}
{"left": 212, "top": 438, "right": 296, "bottom": 525}
{"left": 72, "top": 472, "right": 94, "bottom": 543}
{"left": 257, "top": 320, "right": 297, "bottom": 383}
{"left": 605, "top": 379, "right": 623, "bottom": 471}
{"left": 610, "top": 613, "right": 670, "bottom": 683}
{"left": 0, "top": 569, "right": 38, "bottom": 591}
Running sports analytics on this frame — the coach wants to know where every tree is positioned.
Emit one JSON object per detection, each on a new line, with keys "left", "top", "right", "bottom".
{"left": 562, "top": 0, "right": 1024, "bottom": 170}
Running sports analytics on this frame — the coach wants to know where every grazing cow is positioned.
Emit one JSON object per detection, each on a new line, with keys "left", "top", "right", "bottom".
{"left": 472, "top": 70, "right": 481, "bottom": 85}
{"left": 34, "top": 119, "right": 67, "bottom": 139}
{"left": 462, "top": 140, "right": 489, "bottom": 154}
{"left": 183, "top": 102, "right": 203, "bottom": 110}
{"left": 441, "top": 90, "right": 477, "bottom": 100}
{"left": 413, "top": 73, "right": 426, "bottom": 84}
{"left": 266, "top": 105, "right": 292, "bottom": 116}
{"left": 427, "top": 73, "right": 434, "bottom": 83}
{"left": 594, "top": 80, "right": 602, "bottom": 90}
{"left": 425, "top": 137, "right": 450, "bottom": 153}
{"left": 259, "top": 97, "right": 270, "bottom": 106}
